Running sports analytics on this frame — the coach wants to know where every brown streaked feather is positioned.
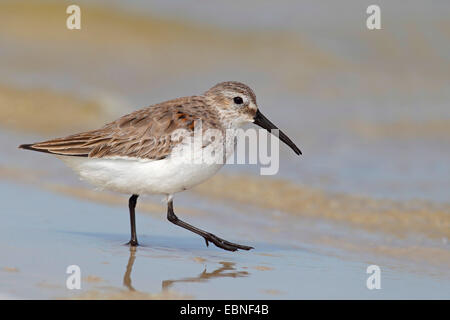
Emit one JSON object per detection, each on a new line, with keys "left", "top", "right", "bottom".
{"left": 19, "top": 96, "right": 223, "bottom": 160}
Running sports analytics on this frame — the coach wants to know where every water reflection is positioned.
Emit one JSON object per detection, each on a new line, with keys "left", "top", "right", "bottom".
{"left": 162, "top": 261, "right": 249, "bottom": 291}
{"left": 123, "top": 246, "right": 137, "bottom": 291}
{"left": 122, "top": 247, "right": 250, "bottom": 293}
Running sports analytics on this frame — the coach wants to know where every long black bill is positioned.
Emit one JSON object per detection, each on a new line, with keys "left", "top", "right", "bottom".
{"left": 253, "top": 109, "right": 302, "bottom": 155}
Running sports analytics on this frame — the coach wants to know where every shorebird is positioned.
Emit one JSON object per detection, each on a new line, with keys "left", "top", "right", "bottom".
{"left": 19, "top": 81, "right": 301, "bottom": 251}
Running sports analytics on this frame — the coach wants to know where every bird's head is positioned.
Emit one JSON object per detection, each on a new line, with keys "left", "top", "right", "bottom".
{"left": 204, "top": 81, "right": 302, "bottom": 155}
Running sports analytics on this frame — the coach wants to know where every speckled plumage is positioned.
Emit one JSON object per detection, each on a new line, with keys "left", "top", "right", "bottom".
{"left": 19, "top": 81, "right": 300, "bottom": 252}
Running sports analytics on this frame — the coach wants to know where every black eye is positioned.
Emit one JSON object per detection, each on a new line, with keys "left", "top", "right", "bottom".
{"left": 233, "top": 96, "right": 243, "bottom": 104}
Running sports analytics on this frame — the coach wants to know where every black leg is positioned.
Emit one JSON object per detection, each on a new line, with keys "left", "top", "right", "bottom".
{"left": 126, "top": 194, "right": 139, "bottom": 246}
{"left": 166, "top": 199, "right": 253, "bottom": 252}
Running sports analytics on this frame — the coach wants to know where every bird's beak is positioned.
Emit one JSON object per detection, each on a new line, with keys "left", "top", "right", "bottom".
{"left": 253, "top": 109, "right": 302, "bottom": 155}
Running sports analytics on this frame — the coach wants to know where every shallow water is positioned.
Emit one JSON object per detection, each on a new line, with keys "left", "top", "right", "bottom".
{"left": 1, "top": 181, "right": 448, "bottom": 299}
{"left": 0, "top": 0, "right": 449, "bottom": 299}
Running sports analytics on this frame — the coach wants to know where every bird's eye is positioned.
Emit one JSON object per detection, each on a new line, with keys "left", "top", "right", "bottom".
{"left": 233, "top": 96, "right": 244, "bottom": 104}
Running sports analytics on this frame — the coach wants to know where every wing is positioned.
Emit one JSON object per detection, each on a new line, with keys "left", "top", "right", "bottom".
{"left": 19, "top": 96, "right": 219, "bottom": 160}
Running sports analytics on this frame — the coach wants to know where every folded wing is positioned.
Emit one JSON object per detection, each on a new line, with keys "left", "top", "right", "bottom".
{"left": 19, "top": 97, "right": 214, "bottom": 160}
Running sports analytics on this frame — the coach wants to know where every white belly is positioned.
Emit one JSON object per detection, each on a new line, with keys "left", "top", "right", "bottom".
{"left": 58, "top": 155, "right": 224, "bottom": 195}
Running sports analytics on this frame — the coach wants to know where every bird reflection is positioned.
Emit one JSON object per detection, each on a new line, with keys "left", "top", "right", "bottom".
{"left": 122, "top": 247, "right": 249, "bottom": 293}
{"left": 123, "top": 246, "right": 137, "bottom": 291}
{"left": 162, "top": 261, "right": 249, "bottom": 291}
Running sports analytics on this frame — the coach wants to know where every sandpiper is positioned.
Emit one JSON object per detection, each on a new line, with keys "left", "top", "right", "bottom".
{"left": 19, "top": 81, "right": 301, "bottom": 251}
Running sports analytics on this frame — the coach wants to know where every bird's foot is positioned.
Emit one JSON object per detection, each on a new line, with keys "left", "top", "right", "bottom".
{"left": 202, "top": 233, "right": 253, "bottom": 252}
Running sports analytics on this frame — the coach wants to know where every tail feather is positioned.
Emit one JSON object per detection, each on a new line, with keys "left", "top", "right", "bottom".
{"left": 19, "top": 143, "right": 38, "bottom": 151}
{"left": 19, "top": 143, "right": 54, "bottom": 155}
